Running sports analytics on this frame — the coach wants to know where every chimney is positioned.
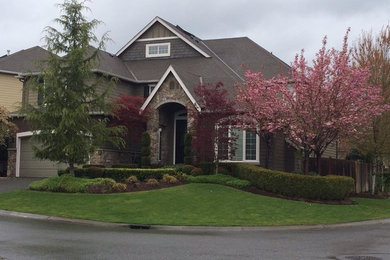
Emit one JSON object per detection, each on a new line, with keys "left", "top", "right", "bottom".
{"left": 7, "top": 50, "right": 10, "bottom": 56}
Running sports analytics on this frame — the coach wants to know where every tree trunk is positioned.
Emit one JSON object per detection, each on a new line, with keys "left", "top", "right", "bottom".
{"left": 69, "top": 162, "right": 75, "bottom": 175}
{"left": 263, "top": 133, "right": 272, "bottom": 169}
{"left": 302, "top": 151, "right": 310, "bottom": 174}
{"left": 315, "top": 151, "right": 321, "bottom": 175}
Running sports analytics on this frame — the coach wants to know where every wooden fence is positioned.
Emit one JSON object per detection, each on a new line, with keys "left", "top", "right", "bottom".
{"left": 309, "top": 158, "right": 371, "bottom": 193}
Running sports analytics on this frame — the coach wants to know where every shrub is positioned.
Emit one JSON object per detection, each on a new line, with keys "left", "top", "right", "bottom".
{"left": 162, "top": 174, "right": 178, "bottom": 184}
{"left": 82, "top": 164, "right": 105, "bottom": 168}
{"left": 230, "top": 164, "right": 354, "bottom": 200}
{"left": 57, "top": 169, "right": 68, "bottom": 176}
{"left": 172, "top": 171, "right": 187, "bottom": 181}
{"left": 217, "top": 167, "right": 230, "bottom": 175}
{"left": 74, "top": 167, "right": 175, "bottom": 182}
{"left": 186, "top": 174, "right": 250, "bottom": 188}
{"left": 191, "top": 167, "right": 203, "bottom": 176}
{"left": 85, "top": 178, "right": 116, "bottom": 194}
{"left": 112, "top": 183, "right": 127, "bottom": 192}
{"left": 111, "top": 164, "right": 138, "bottom": 169}
{"left": 146, "top": 178, "right": 159, "bottom": 186}
{"left": 126, "top": 175, "right": 138, "bottom": 184}
{"left": 74, "top": 166, "right": 104, "bottom": 178}
{"left": 141, "top": 132, "right": 151, "bottom": 168}
{"left": 199, "top": 162, "right": 215, "bottom": 175}
{"left": 29, "top": 174, "right": 115, "bottom": 193}
{"left": 182, "top": 165, "right": 195, "bottom": 175}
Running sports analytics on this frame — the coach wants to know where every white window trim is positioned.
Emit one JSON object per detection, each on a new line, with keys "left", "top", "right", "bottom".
{"left": 145, "top": 42, "right": 171, "bottom": 58}
{"left": 220, "top": 128, "right": 260, "bottom": 163}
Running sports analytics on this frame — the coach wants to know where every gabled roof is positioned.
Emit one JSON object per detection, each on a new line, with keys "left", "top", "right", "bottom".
{"left": 140, "top": 65, "right": 201, "bottom": 111}
{"left": 92, "top": 48, "right": 138, "bottom": 82}
{"left": 116, "top": 16, "right": 211, "bottom": 58}
{"left": 204, "top": 37, "right": 290, "bottom": 79}
{"left": 0, "top": 46, "right": 50, "bottom": 75}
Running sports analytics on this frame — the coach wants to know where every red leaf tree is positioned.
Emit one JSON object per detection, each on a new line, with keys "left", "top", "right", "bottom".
{"left": 236, "top": 30, "right": 387, "bottom": 174}
{"left": 111, "top": 95, "right": 148, "bottom": 143}
{"left": 190, "top": 82, "right": 236, "bottom": 169}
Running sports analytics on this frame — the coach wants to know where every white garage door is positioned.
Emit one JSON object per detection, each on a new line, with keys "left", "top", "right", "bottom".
{"left": 19, "top": 136, "right": 66, "bottom": 177}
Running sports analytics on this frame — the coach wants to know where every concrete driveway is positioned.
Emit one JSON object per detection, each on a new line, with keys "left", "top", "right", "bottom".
{"left": 0, "top": 177, "right": 42, "bottom": 193}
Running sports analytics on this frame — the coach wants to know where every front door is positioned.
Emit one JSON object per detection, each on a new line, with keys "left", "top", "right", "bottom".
{"left": 175, "top": 119, "right": 187, "bottom": 164}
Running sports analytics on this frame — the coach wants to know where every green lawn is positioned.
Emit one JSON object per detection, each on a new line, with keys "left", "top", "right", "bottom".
{"left": 0, "top": 183, "right": 390, "bottom": 226}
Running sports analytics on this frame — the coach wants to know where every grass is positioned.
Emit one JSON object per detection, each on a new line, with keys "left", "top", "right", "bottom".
{"left": 1, "top": 183, "right": 390, "bottom": 226}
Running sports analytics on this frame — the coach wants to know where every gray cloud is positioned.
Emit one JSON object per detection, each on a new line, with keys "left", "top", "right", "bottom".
{"left": 1, "top": 0, "right": 389, "bottom": 64}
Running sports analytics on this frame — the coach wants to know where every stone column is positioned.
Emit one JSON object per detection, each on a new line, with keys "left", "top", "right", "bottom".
{"left": 7, "top": 148, "right": 16, "bottom": 177}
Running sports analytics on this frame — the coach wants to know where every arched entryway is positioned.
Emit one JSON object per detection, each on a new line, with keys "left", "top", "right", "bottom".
{"left": 157, "top": 102, "right": 187, "bottom": 165}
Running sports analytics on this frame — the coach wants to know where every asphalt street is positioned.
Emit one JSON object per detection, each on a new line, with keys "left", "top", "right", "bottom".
{"left": 0, "top": 215, "right": 390, "bottom": 260}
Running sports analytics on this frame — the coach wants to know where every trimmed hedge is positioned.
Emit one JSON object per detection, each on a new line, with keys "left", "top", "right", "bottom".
{"left": 186, "top": 174, "right": 250, "bottom": 189}
{"left": 230, "top": 164, "right": 354, "bottom": 200}
{"left": 74, "top": 167, "right": 176, "bottom": 182}
{"left": 29, "top": 174, "right": 116, "bottom": 193}
{"left": 111, "top": 164, "right": 138, "bottom": 169}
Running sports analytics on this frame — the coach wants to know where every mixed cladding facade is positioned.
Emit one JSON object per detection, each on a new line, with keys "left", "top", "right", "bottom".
{"left": 0, "top": 16, "right": 334, "bottom": 177}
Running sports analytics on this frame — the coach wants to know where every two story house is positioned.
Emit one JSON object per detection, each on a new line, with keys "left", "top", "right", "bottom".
{"left": 2, "top": 16, "right": 333, "bottom": 177}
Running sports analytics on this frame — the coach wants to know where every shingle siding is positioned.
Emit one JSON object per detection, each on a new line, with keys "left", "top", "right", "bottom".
{"left": 140, "top": 22, "right": 175, "bottom": 39}
{"left": 0, "top": 73, "right": 23, "bottom": 112}
{"left": 119, "top": 39, "right": 201, "bottom": 61}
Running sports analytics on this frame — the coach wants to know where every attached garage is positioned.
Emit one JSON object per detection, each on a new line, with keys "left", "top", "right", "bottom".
{"left": 17, "top": 133, "right": 66, "bottom": 177}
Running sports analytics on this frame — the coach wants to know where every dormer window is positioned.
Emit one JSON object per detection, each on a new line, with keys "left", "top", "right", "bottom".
{"left": 146, "top": 43, "right": 170, "bottom": 58}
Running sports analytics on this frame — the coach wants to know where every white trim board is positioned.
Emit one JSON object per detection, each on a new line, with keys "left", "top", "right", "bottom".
{"left": 116, "top": 16, "right": 210, "bottom": 58}
{"left": 140, "top": 65, "right": 201, "bottom": 112}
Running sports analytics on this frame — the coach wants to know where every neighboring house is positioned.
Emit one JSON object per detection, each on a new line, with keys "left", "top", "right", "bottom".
{"left": 1, "top": 16, "right": 336, "bottom": 177}
{"left": 0, "top": 47, "right": 51, "bottom": 176}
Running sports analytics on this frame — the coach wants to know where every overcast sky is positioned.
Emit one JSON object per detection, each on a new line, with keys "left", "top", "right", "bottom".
{"left": 1, "top": 0, "right": 389, "bottom": 63}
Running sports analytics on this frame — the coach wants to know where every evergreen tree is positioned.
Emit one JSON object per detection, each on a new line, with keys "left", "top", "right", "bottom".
{"left": 24, "top": 0, "right": 123, "bottom": 174}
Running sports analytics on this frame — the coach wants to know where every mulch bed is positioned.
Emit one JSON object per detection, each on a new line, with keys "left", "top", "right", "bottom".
{"left": 241, "top": 186, "right": 356, "bottom": 205}
{"left": 352, "top": 192, "right": 390, "bottom": 199}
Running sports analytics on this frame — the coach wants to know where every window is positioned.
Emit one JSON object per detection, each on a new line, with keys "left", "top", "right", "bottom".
{"left": 145, "top": 43, "right": 170, "bottom": 58}
{"left": 143, "top": 84, "right": 155, "bottom": 98}
{"left": 245, "top": 131, "right": 257, "bottom": 160}
{"left": 220, "top": 127, "right": 259, "bottom": 162}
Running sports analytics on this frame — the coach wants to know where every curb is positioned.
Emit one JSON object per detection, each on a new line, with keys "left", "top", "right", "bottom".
{"left": 1, "top": 209, "right": 390, "bottom": 232}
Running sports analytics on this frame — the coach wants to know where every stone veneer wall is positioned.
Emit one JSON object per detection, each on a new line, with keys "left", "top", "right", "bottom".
{"left": 146, "top": 73, "right": 196, "bottom": 165}
{"left": 7, "top": 149, "right": 16, "bottom": 177}
{"left": 89, "top": 149, "right": 139, "bottom": 166}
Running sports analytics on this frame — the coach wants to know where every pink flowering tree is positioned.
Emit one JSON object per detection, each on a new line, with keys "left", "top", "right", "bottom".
{"left": 236, "top": 72, "right": 286, "bottom": 168}
{"left": 237, "top": 30, "right": 387, "bottom": 174}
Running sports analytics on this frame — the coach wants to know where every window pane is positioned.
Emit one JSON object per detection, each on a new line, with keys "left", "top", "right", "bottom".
{"left": 159, "top": 45, "right": 168, "bottom": 54}
{"left": 217, "top": 127, "right": 229, "bottom": 160}
{"left": 245, "top": 131, "right": 257, "bottom": 160}
{"left": 149, "top": 46, "right": 158, "bottom": 54}
{"left": 231, "top": 128, "right": 243, "bottom": 161}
